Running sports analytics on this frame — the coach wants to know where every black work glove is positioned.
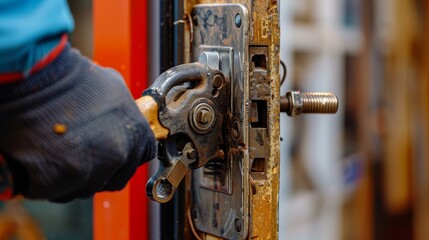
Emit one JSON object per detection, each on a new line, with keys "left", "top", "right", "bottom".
{"left": 0, "top": 45, "right": 156, "bottom": 202}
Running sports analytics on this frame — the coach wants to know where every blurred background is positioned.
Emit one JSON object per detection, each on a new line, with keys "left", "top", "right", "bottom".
{"left": 279, "top": 0, "right": 429, "bottom": 240}
{"left": 1, "top": 0, "right": 428, "bottom": 239}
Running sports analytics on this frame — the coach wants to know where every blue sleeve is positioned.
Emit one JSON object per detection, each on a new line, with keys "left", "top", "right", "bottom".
{"left": 0, "top": 0, "right": 74, "bottom": 71}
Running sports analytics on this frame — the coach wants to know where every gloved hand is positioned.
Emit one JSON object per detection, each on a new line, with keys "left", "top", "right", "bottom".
{"left": 0, "top": 45, "right": 156, "bottom": 202}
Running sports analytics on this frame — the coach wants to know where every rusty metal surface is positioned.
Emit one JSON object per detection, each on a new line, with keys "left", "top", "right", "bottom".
{"left": 144, "top": 63, "right": 228, "bottom": 169}
{"left": 184, "top": 1, "right": 281, "bottom": 239}
{"left": 189, "top": 4, "right": 250, "bottom": 239}
{"left": 247, "top": 1, "right": 280, "bottom": 239}
{"left": 144, "top": 62, "right": 229, "bottom": 203}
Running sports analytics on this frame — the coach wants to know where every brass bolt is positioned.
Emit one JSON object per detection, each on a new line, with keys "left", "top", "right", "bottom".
{"left": 191, "top": 102, "right": 215, "bottom": 133}
{"left": 281, "top": 91, "right": 338, "bottom": 116}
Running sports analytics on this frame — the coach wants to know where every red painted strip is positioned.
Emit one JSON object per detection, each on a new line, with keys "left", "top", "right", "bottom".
{"left": 130, "top": 1, "right": 149, "bottom": 239}
{"left": 0, "top": 73, "right": 24, "bottom": 84}
{"left": 130, "top": 0, "right": 148, "bottom": 99}
{"left": 29, "top": 34, "right": 68, "bottom": 75}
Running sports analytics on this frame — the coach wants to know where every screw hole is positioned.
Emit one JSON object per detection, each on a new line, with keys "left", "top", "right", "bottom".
{"left": 155, "top": 179, "right": 173, "bottom": 200}
{"left": 235, "top": 218, "right": 242, "bottom": 232}
{"left": 235, "top": 13, "right": 242, "bottom": 28}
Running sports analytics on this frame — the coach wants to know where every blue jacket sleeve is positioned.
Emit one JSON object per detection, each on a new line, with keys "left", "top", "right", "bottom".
{"left": 0, "top": 0, "right": 74, "bottom": 73}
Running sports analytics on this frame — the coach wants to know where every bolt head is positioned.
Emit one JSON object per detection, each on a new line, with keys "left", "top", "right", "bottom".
{"left": 287, "top": 91, "right": 303, "bottom": 117}
{"left": 197, "top": 109, "right": 213, "bottom": 124}
{"left": 191, "top": 102, "right": 216, "bottom": 134}
{"left": 235, "top": 13, "right": 242, "bottom": 28}
{"left": 235, "top": 218, "right": 242, "bottom": 232}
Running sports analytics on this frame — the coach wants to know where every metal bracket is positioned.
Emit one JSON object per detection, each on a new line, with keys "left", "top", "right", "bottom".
{"left": 190, "top": 4, "right": 250, "bottom": 239}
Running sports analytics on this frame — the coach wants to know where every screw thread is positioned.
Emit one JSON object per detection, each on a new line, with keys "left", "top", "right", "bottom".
{"left": 300, "top": 92, "right": 338, "bottom": 114}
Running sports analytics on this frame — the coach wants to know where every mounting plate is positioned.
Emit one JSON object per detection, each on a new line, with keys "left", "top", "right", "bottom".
{"left": 190, "top": 4, "right": 250, "bottom": 239}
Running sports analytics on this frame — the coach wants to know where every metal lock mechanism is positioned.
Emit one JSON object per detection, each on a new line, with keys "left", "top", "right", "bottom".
{"left": 190, "top": 4, "right": 250, "bottom": 239}
{"left": 141, "top": 4, "right": 251, "bottom": 239}
{"left": 143, "top": 3, "right": 338, "bottom": 239}
{"left": 143, "top": 62, "right": 228, "bottom": 204}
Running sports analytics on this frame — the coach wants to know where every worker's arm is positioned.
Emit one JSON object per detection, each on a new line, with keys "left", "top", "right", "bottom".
{"left": 0, "top": 0, "right": 157, "bottom": 203}
{"left": 0, "top": 45, "right": 156, "bottom": 202}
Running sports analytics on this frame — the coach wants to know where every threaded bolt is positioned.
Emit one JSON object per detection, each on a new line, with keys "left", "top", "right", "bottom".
{"left": 301, "top": 92, "right": 338, "bottom": 114}
{"left": 281, "top": 91, "right": 338, "bottom": 116}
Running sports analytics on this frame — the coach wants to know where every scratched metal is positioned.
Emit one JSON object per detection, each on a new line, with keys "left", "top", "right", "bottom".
{"left": 185, "top": 1, "right": 281, "bottom": 240}
{"left": 190, "top": 4, "right": 250, "bottom": 239}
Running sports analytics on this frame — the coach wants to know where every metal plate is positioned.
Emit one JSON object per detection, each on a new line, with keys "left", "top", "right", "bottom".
{"left": 190, "top": 4, "right": 250, "bottom": 239}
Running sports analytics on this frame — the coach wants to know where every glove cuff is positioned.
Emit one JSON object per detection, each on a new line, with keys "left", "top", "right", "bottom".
{"left": 0, "top": 42, "right": 74, "bottom": 103}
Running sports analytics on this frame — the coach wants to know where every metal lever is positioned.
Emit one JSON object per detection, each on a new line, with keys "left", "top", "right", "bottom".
{"left": 146, "top": 142, "right": 196, "bottom": 203}
{"left": 143, "top": 62, "right": 228, "bottom": 203}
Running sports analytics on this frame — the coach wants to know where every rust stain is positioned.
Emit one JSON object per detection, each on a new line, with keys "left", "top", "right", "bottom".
{"left": 185, "top": 1, "right": 280, "bottom": 239}
{"left": 249, "top": 1, "right": 280, "bottom": 240}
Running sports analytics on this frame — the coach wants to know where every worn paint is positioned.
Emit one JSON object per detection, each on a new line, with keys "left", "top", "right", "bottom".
{"left": 185, "top": 1, "right": 280, "bottom": 239}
